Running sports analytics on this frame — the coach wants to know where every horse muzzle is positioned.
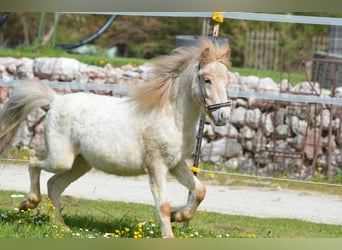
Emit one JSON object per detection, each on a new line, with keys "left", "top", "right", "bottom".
{"left": 207, "top": 101, "right": 232, "bottom": 126}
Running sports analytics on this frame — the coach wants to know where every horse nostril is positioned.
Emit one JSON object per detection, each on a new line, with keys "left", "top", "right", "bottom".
{"left": 220, "top": 111, "right": 226, "bottom": 120}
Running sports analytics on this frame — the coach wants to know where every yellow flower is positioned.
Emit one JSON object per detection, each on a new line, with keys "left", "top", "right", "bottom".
{"left": 317, "top": 166, "right": 323, "bottom": 172}
{"left": 99, "top": 59, "right": 106, "bottom": 66}
{"left": 208, "top": 172, "right": 215, "bottom": 178}
{"left": 249, "top": 233, "right": 256, "bottom": 238}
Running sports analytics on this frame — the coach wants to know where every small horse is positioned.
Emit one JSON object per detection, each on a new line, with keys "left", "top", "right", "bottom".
{"left": 0, "top": 38, "right": 231, "bottom": 238}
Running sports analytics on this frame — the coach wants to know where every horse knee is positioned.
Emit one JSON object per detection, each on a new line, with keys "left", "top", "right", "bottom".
{"left": 196, "top": 183, "right": 206, "bottom": 204}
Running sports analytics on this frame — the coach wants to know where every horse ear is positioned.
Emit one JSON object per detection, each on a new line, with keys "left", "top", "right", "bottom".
{"left": 200, "top": 47, "right": 211, "bottom": 63}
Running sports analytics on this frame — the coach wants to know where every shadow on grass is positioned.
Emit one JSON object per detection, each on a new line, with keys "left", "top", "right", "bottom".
{"left": 63, "top": 214, "right": 139, "bottom": 233}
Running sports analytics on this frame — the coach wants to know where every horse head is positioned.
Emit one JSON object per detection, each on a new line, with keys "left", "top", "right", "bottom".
{"left": 196, "top": 39, "right": 232, "bottom": 126}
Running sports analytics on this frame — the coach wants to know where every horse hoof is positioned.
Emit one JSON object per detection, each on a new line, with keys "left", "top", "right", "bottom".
{"left": 60, "top": 224, "right": 71, "bottom": 232}
{"left": 19, "top": 200, "right": 29, "bottom": 211}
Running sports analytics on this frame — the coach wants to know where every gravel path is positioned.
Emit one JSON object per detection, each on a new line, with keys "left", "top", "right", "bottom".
{"left": 0, "top": 164, "right": 341, "bottom": 225}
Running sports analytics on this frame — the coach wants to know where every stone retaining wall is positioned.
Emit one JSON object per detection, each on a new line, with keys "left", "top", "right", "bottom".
{"left": 1, "top": 57, "right": 341, "bottom": 181}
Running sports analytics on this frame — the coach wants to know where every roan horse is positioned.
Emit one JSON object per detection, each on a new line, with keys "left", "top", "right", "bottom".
{"left": 0, "top": 38, "right": 231, "bottom": 238}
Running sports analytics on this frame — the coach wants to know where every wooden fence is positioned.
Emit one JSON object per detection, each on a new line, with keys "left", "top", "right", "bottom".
{"left": 243, "top": 28, "right": 329, "bottom": 72}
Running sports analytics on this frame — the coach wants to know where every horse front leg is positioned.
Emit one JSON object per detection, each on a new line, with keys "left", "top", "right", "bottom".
{"left": 20, "top": 155, "right": 43, "bottom": 211}
{"left": 169, "top": 161, "right": 206, "bottom": 223}
{"left": 146, "top": 162, "right": 175, "bottom": 238}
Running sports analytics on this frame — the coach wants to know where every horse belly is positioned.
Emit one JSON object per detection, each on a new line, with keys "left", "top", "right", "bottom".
{"left": 77, "top": 125, "right": 146, "bottom": 176}
{"left": 83, "top": 147, "right": 145, "bottom": 176}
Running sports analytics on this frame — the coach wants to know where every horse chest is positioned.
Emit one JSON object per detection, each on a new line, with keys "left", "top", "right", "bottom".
{"left": 141, "top": 124, "right": 193, "bottom": 169}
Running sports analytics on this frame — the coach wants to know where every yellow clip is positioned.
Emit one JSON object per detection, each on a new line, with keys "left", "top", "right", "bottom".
{"left": 212, "top": 12, "right": 224, "bottom": 23}
{"left": 190, "top": 166, "right": 201, "bottom": 173}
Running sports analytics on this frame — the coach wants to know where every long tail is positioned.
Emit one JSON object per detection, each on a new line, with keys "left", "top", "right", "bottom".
{"left": 0, "top": 81, "right": 57, "bottom": 154}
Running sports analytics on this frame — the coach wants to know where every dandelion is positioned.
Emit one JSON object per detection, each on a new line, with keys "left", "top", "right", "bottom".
{"left": 248, "top": 233, "right": 256, "bottom": 238}
{"left": 99, "top": 59, "right": 106, "bottom": 66}
{"left": 208, "top": 172, "right": 215, "bottom": 178}
{"left": 317, "top": 166, "right": 323, "bottom": 172}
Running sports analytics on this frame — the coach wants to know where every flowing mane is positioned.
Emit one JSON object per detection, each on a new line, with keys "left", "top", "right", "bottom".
{"left": 133, "top": 38, "right": 231, "bottom": 109}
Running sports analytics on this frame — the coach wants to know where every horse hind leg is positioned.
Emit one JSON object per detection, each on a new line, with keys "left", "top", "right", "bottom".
{"left": 47, "top": 155, "right": 91, "bottom": 230}
{"left": 19, "top": 148, "right": 75, "bottom": 211}
{"left": 169, "top": 161, "right": 206, "bottom": 223}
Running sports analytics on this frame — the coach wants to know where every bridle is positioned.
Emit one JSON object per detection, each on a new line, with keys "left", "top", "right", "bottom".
{"left": 189, "top": 62, "right": 232, "bottom": 175}
{"left": 197, "top": 62, "right": 232, "bottom": 117}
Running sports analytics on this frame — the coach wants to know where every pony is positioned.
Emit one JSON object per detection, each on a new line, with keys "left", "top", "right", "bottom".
{"left": 0, "top": 38, "right": 231, "bottom": 238}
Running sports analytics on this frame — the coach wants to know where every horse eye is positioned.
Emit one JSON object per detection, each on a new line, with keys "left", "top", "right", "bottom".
{"left": 204, "top": 78, "right": 211, "bottom": 84}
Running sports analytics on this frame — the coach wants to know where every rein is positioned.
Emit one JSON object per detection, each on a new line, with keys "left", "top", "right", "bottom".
{"left": 189, "top": 12, "right": 230, "bottom": 175}
{"left": 189, "top": 62, "right": 232, "bottom": 175}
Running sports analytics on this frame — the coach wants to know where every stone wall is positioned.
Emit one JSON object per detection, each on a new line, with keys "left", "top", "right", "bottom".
{"left": 1, "top": 57, "right": 341, "bottom": 181}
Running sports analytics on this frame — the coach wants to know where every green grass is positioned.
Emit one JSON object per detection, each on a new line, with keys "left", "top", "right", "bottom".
{"left": 0, "top": 46, "right": 306, "bottom": 83}
{"left": 0, "top": 190, "right": 341, "bottom": 239}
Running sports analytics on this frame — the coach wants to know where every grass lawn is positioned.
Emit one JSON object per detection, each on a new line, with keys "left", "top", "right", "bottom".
{"left": 0, "top": 189, "right": 341, "bottom": 239}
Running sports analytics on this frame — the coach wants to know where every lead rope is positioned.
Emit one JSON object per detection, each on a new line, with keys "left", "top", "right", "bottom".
{"left": 189, "top": 11, "right": 224, "bottom": 175}
{"left": 184, "top": 12, "right": 224, "bottom": 228}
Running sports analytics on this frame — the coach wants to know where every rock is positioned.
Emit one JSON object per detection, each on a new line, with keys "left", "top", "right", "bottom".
{"left": 204, "top": 124, "right": 215, "bottom": 139}
{"left": 235, "top": 98, "right": 248, "bottom": 108}
{"left": 239, "top": 126, "right": 256, "bottom": 140}
{"left": 213, "top": 124, "right": 239, "bottom": 138}
{"left": 316, "top": 109, "right": 331, "bottom": 130}
{"left": 304, "top": 128, "right": 323, "bottom": 160}
{"left": 280, "top": 79, "right": 290, "bottom": 92}
{"left": 16, "top": 58, "right": 34, "bottom": 79}
{"left": 224, "top": 157, "right": 240, "bottom": 170}
{"left": 263, "top": 113, "right": 274, "bottom": 136}
{"left": 201, "top": 138, "right": 242, "bottom": 164}
{"left": 231, "top": 106, "right": 246, "bottom": 128}
{"left": 291, "top": 81, "right": 320, "bottom": 95}
{"left": 240, "top": 157, "right": 256, "bottom": 174}
{"left": 245, "top": 108, "right": 261, "bottom": 129}
{"left": 257, "top": 77, "right": 279, "bottom": 93}
{"left": 34, "top": 57, "right": 81, "bottom": 81}
{"left": 239, "top": 75, "right": 259, "bottom": 89}
{"left": 290, "top": 116, "right": 308, "bottom": 136}
{"left": 287, "top": 135, "right": 304, "bottom": 151}
{"left": 242, "top": 140, "right": 254, "bottom": 152}
{"left": 275, "top": 124, "right": 289, "bottom": 139}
